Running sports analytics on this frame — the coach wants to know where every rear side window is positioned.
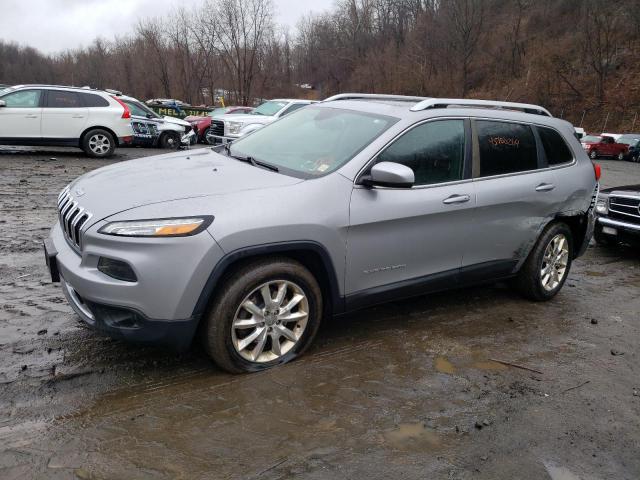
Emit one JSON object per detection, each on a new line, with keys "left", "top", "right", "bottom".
{"left": 280, "top": 103, "right": 307, "bottom": 117}
{"left": 80, "top": 92, "right": 109, "bottom": 107}
{"left": 377, "top": 119, "right": 465, "bottom": 186}
{"left": 538, "top": 127, "right": 573, "bottom": 165}
{"left": 46, "top": 90, "right": 82, "bottom": 108}
{"left": 477, "top": 120, "right": 537, "bottom": 177}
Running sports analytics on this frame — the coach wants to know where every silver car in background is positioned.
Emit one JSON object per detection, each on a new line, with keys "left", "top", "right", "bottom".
{"left": 44, "top": 94, "right": 599, "bottom": 373}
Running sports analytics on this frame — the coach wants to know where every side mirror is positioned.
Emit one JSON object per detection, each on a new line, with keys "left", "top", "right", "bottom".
{"left": 146, "top": 113, "right": 154, "bottom": 119}
{"left": 360, "top": 161, "right": 415, "bottom": 188}
{"left": 0, "top": 100, "right": 5, "bottom": 107}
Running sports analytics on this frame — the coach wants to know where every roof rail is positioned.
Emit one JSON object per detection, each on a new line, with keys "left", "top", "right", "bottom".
{"left": 410, "top": 98, "right": 552, "bottom": 117}
{"left": 324, "top": 93, "right": 430, "bottom": 103}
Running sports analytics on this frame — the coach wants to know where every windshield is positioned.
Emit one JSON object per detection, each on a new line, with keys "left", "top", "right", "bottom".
{"left": 251, "top": 100, "right": 288, "bottom": 116}
{"left": 208, "top": 107, "right": 229, "bottom": 117}
{"left": 582, "top": 135, "right": 602, "bottom": 143}
{"left": 618, "top": 135, "right": 640, "bottom": 145}
{"left": 124, "top": 99, "right": 160, "bottom": 118}
{"left": 229, "top": 106, "right": 398, "bottom": 177}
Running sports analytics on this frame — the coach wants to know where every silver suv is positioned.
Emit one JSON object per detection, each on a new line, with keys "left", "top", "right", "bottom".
{"left": 44, "top": 94, "right": 599, "bottom": 373}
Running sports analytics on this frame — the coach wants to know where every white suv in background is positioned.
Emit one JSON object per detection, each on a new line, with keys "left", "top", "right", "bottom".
{"left": 206, "top": 99, "right": 315, "bottom": 144}
{"left": 0, "top": 85, "right": 134, "bottom": 157}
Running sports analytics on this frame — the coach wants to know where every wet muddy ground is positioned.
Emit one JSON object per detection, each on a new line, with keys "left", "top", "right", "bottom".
{"left": 1, "top": 146, "right": 639, "bottom": 479}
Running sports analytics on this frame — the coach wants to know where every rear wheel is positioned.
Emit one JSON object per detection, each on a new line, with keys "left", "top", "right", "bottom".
{"left": 82, "top": 129, "right": 116, "bottom": 158}
{"left": 617, "top": 152, "right": 624, "bottom": 161}
{"left": 589, "top": 150, "right": 598, "bottom": 160}
{"left": 159, "top": 131, "right": 180, "bottom": 149}
{"left": 516, "top": 222, "right": 573, "bottom": 301}
{"left": 202, "top": 127, "right": 212, "bottom": 144}
{"left": 202, "top": 257, "right": 323, "bottom": 373}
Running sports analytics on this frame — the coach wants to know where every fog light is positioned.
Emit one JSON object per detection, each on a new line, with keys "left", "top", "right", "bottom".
{"left": 97, "top": 257, "right": 137, "bottom": 282}
{"left": 595, "top": 199, "right": 608, "bottom": 215}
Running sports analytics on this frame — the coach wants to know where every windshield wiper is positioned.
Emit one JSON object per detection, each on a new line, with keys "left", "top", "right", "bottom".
{"left": 224, "top": 145, "right": 279, "bottom": 172}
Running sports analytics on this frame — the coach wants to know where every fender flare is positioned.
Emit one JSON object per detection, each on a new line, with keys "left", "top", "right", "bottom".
{"left": 191, "top": 241, "right": 345, "bottom": 318}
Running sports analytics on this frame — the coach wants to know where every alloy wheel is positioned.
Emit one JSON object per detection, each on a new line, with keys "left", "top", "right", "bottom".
{"left": 540, "top": 233, "right": 569, "bottom": 291}
{"left": 89, "top": 134, "right": 111, "bottom": 155}
{"left": 231, "top": 280, "right": 309, "bottom": 363}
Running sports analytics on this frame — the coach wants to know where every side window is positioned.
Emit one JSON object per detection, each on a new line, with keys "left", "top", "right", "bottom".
{"left": 477, "top": 120, "right": 537, "bottom": 177}
{"left": 538, "top": 127, "right": 573, "bottom": 165}
{"left": 376, "top": 119, "right": 465, "bottom": 186}
{"left": 2, "top": 89, "right": 41, "bottom": 108}
{"left": 80, "top": 93, "right": 109, "bottom": 107}
{"left": 280, "top": 103, "right": 307, "bottom": 117}
{"left": 46, "top": 90, "right": 82, "bottom": 108}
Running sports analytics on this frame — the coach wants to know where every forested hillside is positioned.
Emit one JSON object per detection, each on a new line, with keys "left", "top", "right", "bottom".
{"left": 1, "top": 0, "right": 639, "bottom": 131}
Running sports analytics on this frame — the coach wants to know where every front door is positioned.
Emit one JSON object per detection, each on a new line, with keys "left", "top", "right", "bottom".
{"left": 346, "top": 118, "right": 474, "bottom": 308}
{"left": 41, "top": 90, "right": 88, "bottom": 140}
{"left": 0, "top": 89, "right": 43, "bottom": 139}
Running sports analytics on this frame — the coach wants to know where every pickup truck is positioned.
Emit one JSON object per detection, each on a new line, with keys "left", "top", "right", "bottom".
{"left": 581, "top": 135, "right": 629, "bottom": 160}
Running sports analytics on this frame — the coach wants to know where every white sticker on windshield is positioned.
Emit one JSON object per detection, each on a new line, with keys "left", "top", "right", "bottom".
{"left": 317, "top": 164, "right": 330, "bottom": 172}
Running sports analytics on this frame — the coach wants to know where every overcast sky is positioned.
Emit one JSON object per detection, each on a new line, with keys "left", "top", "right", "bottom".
{"left": 0, "top": 0, "right": 334, "bottom": 54}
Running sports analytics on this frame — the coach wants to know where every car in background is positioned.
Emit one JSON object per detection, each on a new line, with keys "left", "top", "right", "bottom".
{"left": 185, "top": 106, "right": 253, "bottom": 143}
{"left": 595, "top": 184, "right": 640, "bottom": 246}
{"left": 119, "top": 94, "right": 194, "bottom": 148}
{"left": 617, "top": 133, "right": 640, "bottom": 162}
{"left": 206, "top": 99, "right": 316, "bottom": 144}
{"left": 146, "top": 98, "right": 191, "bottom": 108}
{"left": 601, "top": 132, "right": 622, "bottom": 141}
{"left": 580, "top": 134, "right": 628, "bottom": 160}
{"left": 0, "top": 84, "right": 133, "bottom": 157}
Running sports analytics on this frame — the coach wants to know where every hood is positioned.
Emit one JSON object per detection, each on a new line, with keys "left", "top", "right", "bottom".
{"left": 219, "top": 113, "right": 274, "bottom": 125}
{"left": 163, "top": 116, "right": 191, "bottom": 127}
{"left": 66, "top": 148, "right": 302, "bottom": 224}
{"left": 601, "top": 184, "right": 640, "bottom": 195}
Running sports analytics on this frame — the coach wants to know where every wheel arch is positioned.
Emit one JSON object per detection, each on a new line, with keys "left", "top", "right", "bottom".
{"left": 80, "top": 126, "right": 118, "bottom": 148}
{"left": 192, "top": 241, "right": 345, "bottom": 321}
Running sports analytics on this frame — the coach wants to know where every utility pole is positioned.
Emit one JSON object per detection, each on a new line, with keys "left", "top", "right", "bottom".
{"left": 601, "top": 112, "right": 610, "bottom": 132}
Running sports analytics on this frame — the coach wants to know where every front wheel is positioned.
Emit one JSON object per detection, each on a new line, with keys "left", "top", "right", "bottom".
{"left": 516, "top": 223, "right": 573, "bottom": 301}
{"left": 202, "top": 127, "right": 212, "bottom": 144}
{"left": 202, "top": 257, "right": 323, "bottom": 373}
{"left": 589, "top": 150, "right": 598, "bottom": 160}
{"left": 159, "top": 131, "right": 180, "bottom": 149}
{"left": 82, "top": 129, "right": 116, "bottom": 158}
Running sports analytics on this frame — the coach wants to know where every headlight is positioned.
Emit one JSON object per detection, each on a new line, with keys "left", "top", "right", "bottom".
{"left": 99, "top": 216, "right": 213, "bottom": 237}
{"left": 227, "top": 121, "right": 244, "bottom": 135}
{"left": 595, "top": 197, "right": 608, "bottom": 214}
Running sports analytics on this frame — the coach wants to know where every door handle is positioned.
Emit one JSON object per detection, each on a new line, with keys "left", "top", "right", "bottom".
{"left": 24, "top": 114, "right": 38, "bottom": 118}
{"left": 535, "top": 183, "right": 555, "bottom": 192}
{"left": 443, "top": 194, "right": 471, "bottom": 205}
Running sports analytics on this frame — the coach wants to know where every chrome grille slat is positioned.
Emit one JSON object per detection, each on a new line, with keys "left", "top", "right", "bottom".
{"left": 609, "top": 195, "right": 640, "bottom": 221}
{"left": 56, "top": 188, "right": 93, "bottom": 251}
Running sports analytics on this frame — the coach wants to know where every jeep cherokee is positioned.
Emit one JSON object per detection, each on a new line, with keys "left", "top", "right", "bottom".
{"left": 44, "top": 94, "right": 599, "bottom": 373}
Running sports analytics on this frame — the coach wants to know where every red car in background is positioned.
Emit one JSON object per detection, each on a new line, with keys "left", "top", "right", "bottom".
{"left": 580, "top": 135, "right": 629, "bottom": 160}
{"left": 185, "top": 106, "right": 253, "bottom": 143}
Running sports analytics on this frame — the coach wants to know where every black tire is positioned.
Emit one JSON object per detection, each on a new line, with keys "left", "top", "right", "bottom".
{"left": 593, "top": 224, "right": 617, "bottom": 246}
{"left": 515, "top": 222, "right": 573, "bottom": 301}
{"left": 589, "top": 150, "right": 598, "bottom": 160}
{"left": 202, "top": 127, "right": 212, "bottom": 144}
{"left": 159, "top": 131, "right": 180, "bottom": 149}
{"left": 82, "top": 129, "right": 116, "bottom": 158}
{"left": 202, "top": 257, "right": 323, "bottom": 373}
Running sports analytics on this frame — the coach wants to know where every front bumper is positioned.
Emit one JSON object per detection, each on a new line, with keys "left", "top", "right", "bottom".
{"left": 597, "top": 216, "right": 640, "bottom": 244}
{"left": 118, "top": 135, "right": 134, "bottom": 146}
{"left": 46, "top": 221, "right": 225, "bottom": 350}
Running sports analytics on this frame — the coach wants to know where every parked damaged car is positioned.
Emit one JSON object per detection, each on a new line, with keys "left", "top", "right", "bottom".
{"left": 119, "top": 95, "right": 195, "bottom": 148}
{"left": 185, "top": 106, "right": 254, "bottom": 143}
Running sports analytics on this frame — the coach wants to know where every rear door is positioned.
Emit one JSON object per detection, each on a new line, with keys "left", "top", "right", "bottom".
{"left": 463, "top": 119, "right": 561, "bottom": 278}
{"left": 41, "top": 90, "right": 88, "bottom": 140}
{"left": 0, "top": 89, "right": 43, "bottom": 139}
{"left": 346, "top": 118, "right": 475, "bottom": 306}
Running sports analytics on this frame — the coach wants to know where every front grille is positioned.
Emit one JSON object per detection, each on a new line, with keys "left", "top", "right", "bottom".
{"left": 609, "top": 195, "right": 640, "bottom": 223}
{"left": 57, "top": 187, "right": 93, "bottom": 250}
{"left": 210, "top": 120, "right": 224, "bottom": 136}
